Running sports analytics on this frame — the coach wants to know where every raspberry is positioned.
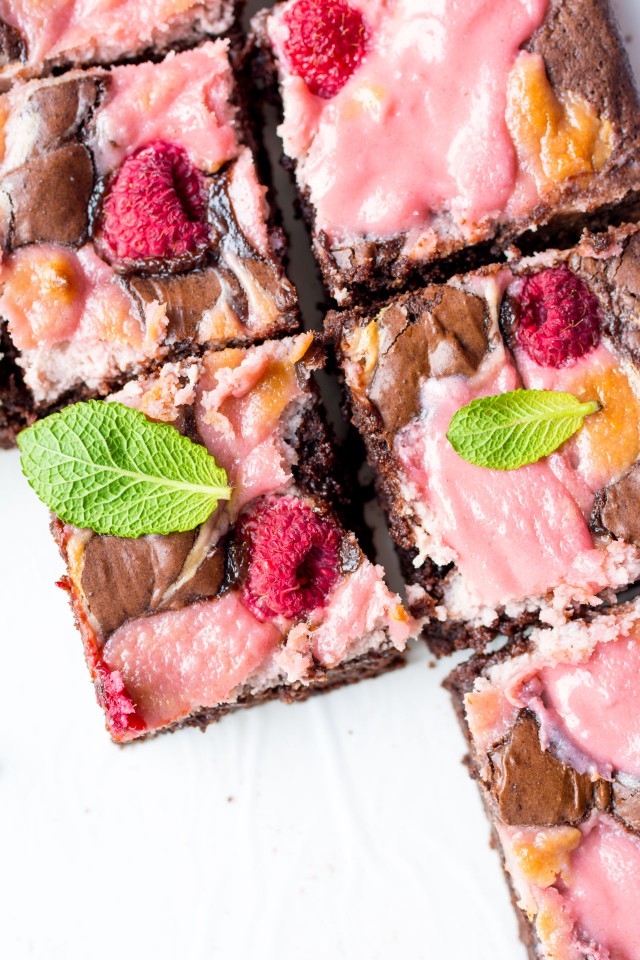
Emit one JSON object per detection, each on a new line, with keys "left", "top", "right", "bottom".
{"left": 282, "top": 0, "right": 368, "bottom": 99}
{"left": 516, "top": 267, "right": 602, "bottom": 368}
{"left": 95, "top": 663, "right": 146, "bottom": 738}
{"left": 100, "top": 140, "right": 209, "bottom": 266}
{"left": 239, "top": 496, "right": 341, "bottom": 620}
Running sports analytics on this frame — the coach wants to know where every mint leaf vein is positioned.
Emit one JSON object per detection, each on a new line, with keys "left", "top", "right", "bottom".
{"left": 17, "top": 400, "right": 232, "bottom": 537}
{"left": 446, "top": 389, "right": 600, "bottom": 470}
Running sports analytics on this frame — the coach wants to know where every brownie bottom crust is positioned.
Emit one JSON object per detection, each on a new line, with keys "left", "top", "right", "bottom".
{"left": 161, "top": 645, "right": 406, "bottom": 741}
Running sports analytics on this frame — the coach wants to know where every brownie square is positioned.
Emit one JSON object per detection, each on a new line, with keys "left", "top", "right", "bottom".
{"left": 52, "top": 332, "right": 414, "bottom": 742}
{"left": 445, "top": 601, "right": 640, "bottom": 960}
{"left": 0, "top": 40, "right": 298, "bottom": 447}
{"left": 328, "top": 223, "right": 640, "bottom": 654}
{"left": 254, "top": 0, "right": 640, "bottom": 304}
{"left": 0, "top": 0, "right": 237, "bottom": 83}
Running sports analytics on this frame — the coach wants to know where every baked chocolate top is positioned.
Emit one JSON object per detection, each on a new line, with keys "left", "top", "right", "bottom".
{"left": 81, "top": 529, "right": 226, "bottom": 637}
{"left": 489, "top": 709, "right": 640, "bottom": 836}
{"left": 368, "top": 286, "right": 489, "bottom": 435}
{"left": 489, "top": 711, "right": 606, "bottom": 828}
{"left": 0, "top": 77, "right": 104, "bottom": 249}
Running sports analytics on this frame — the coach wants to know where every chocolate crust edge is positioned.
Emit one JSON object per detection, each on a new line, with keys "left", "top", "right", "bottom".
{"left": 0, "top": 1, "right": 243, "bottom": 84}
{"left": 159, "top": 644, "right": 405, "bottom": 741}
{"left": 443, "top": 646, "right": 544, "bottom": 960}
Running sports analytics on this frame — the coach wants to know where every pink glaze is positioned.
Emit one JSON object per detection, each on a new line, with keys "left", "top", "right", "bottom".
{"left": 195, "top": 337, "right": 309, "bottom": 513}
{"left": 498, "top": 815, "right": 640, "bottom": 959}
{"left": 531, "top": 636, "right": 640, "bottom": 779}
{"left": 90, "top": 42, "right": 239, "bottom": 175}
{"left": 309, "top": 560, "right": 412, "bottom": 667}
{"left": 515, "top": 342, "right": 640, "bottom": 494}
{"left": 226, "top": 149, "right": 270, "bottom": 257}
{"left": 0, "top": 1, "right": 228, "bottom": 70}
{"left": 562, "top": 815, "right": 640, "bottom": 958}
{"left": 103, "top": 592, "right": 282, "bottom": 729}
{"left": 271, "top": 0, "right": 547, "bottom": 241}
{"left": 0, "top": 243, "right": 150, "bottom": 351}
{"left": 75, "top": 245, "right": 149, "bottom": 348}
{"left": 395, "top": 348, "right": 610, "bottom": 610}
{"left": 0, "top": 245, "right": 87, "bottom": 350}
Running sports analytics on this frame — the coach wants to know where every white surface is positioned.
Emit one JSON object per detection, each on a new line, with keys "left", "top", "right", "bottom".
{"left": 2, "top": 4, "right": 640, "bottom": 958}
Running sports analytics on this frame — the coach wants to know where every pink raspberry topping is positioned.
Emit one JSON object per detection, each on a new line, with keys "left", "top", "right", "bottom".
{"left": 101, "top": 140, "right": 209, "bottom": 264}
{"left": 239, "top": 495, "right": 342, "bottom": 621}
{"left": 516, "top": 267, "right": 602, "bottom": 368}
{"left": 282, "top": 0, "right": 368, "bottom": 99}
{"left": 95, "top": 663, "right": 146, "bottom": 739}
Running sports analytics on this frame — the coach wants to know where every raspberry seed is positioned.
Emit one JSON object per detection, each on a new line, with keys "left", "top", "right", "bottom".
{"left": 238, "top": 495, "right": 342, "bottom": 621}
{"left": 282, "top": 0, "right": 368, "bottom": 99}
{"left": 100, "top": 140, "right": 209, "bottom": 267}
{"left": 516, "top": 267, "right": 602, "bottom": 368}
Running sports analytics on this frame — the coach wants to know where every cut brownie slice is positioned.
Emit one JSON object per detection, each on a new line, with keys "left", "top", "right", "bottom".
{"left": 446, "top": 602, "right": 640, "bottom": 960}
{"left": 328, "top": 224, "right": 640, "bottom": 653}
{"left": 52, "top": 332, "right": 414, "bottom": 742}
{"left": 254, "top": 0, "right": 640, "bottom": 303}
{"left": 0, "top": 0, "right": 236, "bottom": 83}
{"left": 0, "top": 40, "right": 298, "bottom": 447}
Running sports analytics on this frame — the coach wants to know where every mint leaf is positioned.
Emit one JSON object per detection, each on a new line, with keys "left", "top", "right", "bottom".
{"left": 17, "top": 400, "right": 232, "bottom": 537}
{"left": 446, "top": 389, "right": 600, "bottom": 470}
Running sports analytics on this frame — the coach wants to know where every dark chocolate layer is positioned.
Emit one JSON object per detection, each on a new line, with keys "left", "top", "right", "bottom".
{"left": 0, "top": 19, "right": 24, "bottom": 68}
{"left": 80, "top": 530, "right": 226, "bottom": 638}
{"left": 489, "top": 712, "right": 595, "bottom": 827}
{"left": 368, "top": 286, "right": 489, "bottom": 436}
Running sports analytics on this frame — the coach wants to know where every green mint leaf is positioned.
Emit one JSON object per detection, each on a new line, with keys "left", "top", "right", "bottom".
{"left": 446, "top": 389, "right": 601, "bottom": 470}
{"left": 17, "top": 400, "right": 232, "bottom": 537}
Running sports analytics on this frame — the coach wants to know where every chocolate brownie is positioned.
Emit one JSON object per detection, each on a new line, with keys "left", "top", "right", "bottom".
{"left": 328, "top": 223, "right": 640, "bottom": 654}
{"left": 51, "top": 332, "right": 415, "bottom": 742}
{"left": 0, "top": 1, "right": 237, "bottom": 84}
{"left": 253, "top": 0, "right": 640, "bottom": 304}
{"left": 0, "top": 40, "right": 298, "bottom": 448}
{"left": 446, "top": 601, "right": 640, "bottom": 960}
